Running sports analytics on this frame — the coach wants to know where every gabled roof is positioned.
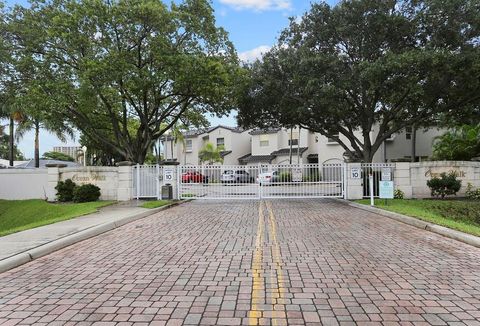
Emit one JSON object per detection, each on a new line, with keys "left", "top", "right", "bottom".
{"left": 220, "top": 150, "right": 232, "bottom": 158}
{"left": 238, "top": 154, "right": 275, "bottom": 164}
{"left": 249, "top": 128, "right": 281, "bottom": 135}
{"left": 15, "top": 159, "right": 80, "bottom": 169}
{"left": 161, "top": 125, "right": 244, "bottom": 140}
{"left": 270, "top": 147, "right": 308, "bottom": 156}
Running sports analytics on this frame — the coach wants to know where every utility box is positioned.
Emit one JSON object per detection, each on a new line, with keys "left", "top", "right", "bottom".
{"left": 161, "top": 184, "right": 173, "bottom": 200}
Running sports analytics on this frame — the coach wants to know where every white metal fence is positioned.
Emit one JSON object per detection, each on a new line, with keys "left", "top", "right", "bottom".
{"left": 133, "top": 163, "right": 345, "bottom": 200}
{"left": 361, "top": 163, "right": 395, "bottom": 198}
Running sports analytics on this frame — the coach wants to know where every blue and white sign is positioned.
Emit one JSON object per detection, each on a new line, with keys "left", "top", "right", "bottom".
{"left": 379, "top": 181, "right": 394, "bottom": 199}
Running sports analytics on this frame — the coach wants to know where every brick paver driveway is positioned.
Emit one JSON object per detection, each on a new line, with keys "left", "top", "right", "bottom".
{"left": 1, "top": 200, "right": 480, "bottom": 326}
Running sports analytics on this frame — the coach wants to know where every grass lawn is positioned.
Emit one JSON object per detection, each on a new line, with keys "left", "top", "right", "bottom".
{"left": 141, "top": 200, "right": 173, "bottom": 209}
{"left": 356, "top": 199, "right": 480, "bottom": 237}
{"left": 0, "top": 199, "right": 114, "bottom": 237}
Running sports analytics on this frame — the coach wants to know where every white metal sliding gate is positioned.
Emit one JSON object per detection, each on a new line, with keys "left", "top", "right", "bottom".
{"left": 133, "top": 163, "right": 345, "bottom": 200}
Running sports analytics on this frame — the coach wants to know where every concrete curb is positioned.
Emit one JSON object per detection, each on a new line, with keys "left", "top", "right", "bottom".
{"left": 340, "top": 199, "right": 480, "bottom": 249}
{"left": 0, "top": 200, "right": 186, "bottom": 274}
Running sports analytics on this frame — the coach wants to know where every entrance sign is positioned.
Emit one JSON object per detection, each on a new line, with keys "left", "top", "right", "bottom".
{"left": 381, "top": 168, "right": 392, "bottom": 181}
{"left": 163, "top": 168, "right": 174, "bottom": 184}
{"left": 350, "top": 167, "right": 361, "bottom": 179}
{"left": 292, "top": 168, "right": 303, "bottom": 182}
{"left": 379, "top": 181, "right": 394, "bottom": 199}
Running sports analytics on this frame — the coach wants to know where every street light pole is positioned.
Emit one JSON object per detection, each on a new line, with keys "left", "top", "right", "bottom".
{"left": 82, "top": 146, "right": 87, "bottom": 167}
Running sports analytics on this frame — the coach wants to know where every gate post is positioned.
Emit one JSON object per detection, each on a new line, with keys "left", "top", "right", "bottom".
{"left": 156, "top": 164, "right": 160, "bottom": 200}
{"left": 136, "top": 163, "right": 140, "bottom": 200}
{"left": 345, "top": 163, "right": 363, "bottom": 200}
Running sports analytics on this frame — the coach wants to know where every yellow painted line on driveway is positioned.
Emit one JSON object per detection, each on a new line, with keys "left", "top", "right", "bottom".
{"left": 249, "top": 201, "right": 285, "bottom": 326}
{"left": 266, "top": 201, "right": 285, "bottom": 325}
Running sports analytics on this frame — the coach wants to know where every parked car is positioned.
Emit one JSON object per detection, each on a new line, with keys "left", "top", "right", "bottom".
{"left": 257, "top": 171, "right": 280, "bottom": 185}
{"left": 181, "top": 171, "right": 208, "bottom": 183}
{"left": 221, "top": 170, "right": 254, "bottom": 183}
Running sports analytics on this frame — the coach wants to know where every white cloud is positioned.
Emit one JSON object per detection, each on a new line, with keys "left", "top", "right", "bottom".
{"left": 219, "top": 0, "right": 291, "bottom": 11}
{"left": 238, "top": 45, "right": 271, "bottom": 62}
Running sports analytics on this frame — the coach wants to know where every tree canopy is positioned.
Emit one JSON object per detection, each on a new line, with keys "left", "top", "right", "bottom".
{"left": 237, "top": 0, "right": 480, "bottom": 162}
{"left": 9, "top": 0, "right": 241, "bottom": 163}
{"left": 42, "top": 151, "right": 75, "bottom": 162}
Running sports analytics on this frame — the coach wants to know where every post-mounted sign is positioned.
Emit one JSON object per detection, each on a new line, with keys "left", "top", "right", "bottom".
{"left": 379, "top": 181, "right": 394, "bottom": 199}
{"left": 381, "top": 168, "right": 392, "bottom": 181}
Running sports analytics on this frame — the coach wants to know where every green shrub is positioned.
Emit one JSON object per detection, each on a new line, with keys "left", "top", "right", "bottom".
{"left": 429, "top": 201, "right": 480, "bottom": 225}
{"left": 73, "top": 184, "right": 101, "bottom": 203}
{"left": 426, "top": 172, "right": 462, "bottom": 199}
{"left": 394, "top": 189, "right": 404, "bottom": 199}
{"left": 466, "top": 183, "right": 480, "bottom": 200}
{"left": 279, "top": 172, "right": 292, "bottom": 182}
{"left": 55, "top": 179, "right": 77, "bottom": 202}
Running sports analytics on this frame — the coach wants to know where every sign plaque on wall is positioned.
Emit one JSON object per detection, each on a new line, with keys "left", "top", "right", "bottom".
{"left": 350, "top": 167, "right": 361, "bottom": 179}
{"left": 163, "top": 168, "right": 174, "bottom": 183}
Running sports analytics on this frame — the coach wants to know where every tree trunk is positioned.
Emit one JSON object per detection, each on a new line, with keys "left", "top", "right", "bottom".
{"left": 34, "top": 121, "right": 40, "bottom": 168}
{"left": 297, "top": 126, "right": 301, "bottom": 164}
{"left": 411, "top": 126, "right": 417, "bottom": 162}
{"left": 289, "top": 127, "right": 293, "bottom": 164}
{"left": 362, "top": 147, "right": 374, "bottom": 163}
{"left": 9, "top": 116, "right": 14, "bottom": 167}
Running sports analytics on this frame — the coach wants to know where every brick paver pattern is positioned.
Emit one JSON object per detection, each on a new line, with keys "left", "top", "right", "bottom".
{"left": 1, "top": 199, "right": 480, "bottom": 325}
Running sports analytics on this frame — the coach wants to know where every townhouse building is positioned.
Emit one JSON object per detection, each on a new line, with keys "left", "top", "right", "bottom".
{"left": 162, "top": 124, "right": 444, "bottom": 165}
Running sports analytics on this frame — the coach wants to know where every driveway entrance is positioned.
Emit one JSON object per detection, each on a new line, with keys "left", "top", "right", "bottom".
{"left": 0, "top": 200, "right": 479, "bottom": 325}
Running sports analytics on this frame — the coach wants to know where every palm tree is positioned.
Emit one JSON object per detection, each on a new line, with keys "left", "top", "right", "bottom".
{"left": 432, "top": 124, "right": 480, "bottom": 161}
{"left": 198, "top": 142, "right": 223, "bottom": 165}
{"left": 169, "top": 123, "right": 187, "bottom": 162}
{"left": 16, "top": 115, "right": 73, "bottom": 168}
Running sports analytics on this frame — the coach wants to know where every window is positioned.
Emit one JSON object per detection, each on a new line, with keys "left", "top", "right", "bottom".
{"left": 288, "top": 131, "right": 299, "bottom": 146}
{"left": 259, "top": 135, "right": 269, "bottom": 147}
{"left": 406, "top": 126, "right": 412, "bottom": 140}
{"left": 327, "top": 133, "right": 339, "bottom": 143}
{"left": 216, "top": 138, "right": 225, "bottom": 149}
{"left": 185, "top": 139, "right": 192, "bottom": 152}
{"left": 288, "top": 139, "right": 299, "bottom": 146}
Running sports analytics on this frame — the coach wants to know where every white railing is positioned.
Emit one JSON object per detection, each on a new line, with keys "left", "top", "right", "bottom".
{"left": 361, "top": 163, "right": 395, "bottom": 198}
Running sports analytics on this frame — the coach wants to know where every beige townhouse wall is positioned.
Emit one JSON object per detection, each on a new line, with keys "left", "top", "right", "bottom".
{"left": 251, "top": 132, "right": 279, "bottom": 156}
{"left": 373, "top": 127, "right": 445, "bottom": 162}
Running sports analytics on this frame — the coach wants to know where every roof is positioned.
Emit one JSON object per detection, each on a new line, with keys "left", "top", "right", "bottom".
{"left": 249, "top": 128, "right": 281, "bottom": 135}
{"left": 220, "top": 150, "right": 232, "bottom": 158}
{"left": 238, "top": 154, "right": 275, "bottom": 164}
{"left": 161, "top": 125, "right": 244, "bottom": 140}
{"left": 15, "top": 159, "right": 80, "bottom": 169}
{"left": 270, "top": 147, "right": 308, "bottom": 156}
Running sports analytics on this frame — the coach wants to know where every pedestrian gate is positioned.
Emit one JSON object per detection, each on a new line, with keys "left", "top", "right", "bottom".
{"left": 133, "top": 163, "right": 345, "bottom": 200}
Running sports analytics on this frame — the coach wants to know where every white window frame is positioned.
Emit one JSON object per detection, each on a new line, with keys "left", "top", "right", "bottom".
{"left": 185, "top": 139, "right": 193, "bottom": 152}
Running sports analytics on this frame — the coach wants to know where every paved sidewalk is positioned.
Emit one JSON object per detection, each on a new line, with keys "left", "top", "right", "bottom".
{"left": 0, "top": 203, "right": 149, "bottom": 261}
{"left": 0, "top": 199, "right": 479, "bottom": 325}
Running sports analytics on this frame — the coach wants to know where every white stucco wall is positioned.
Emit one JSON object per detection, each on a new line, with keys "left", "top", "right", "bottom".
{"left": 0, "top": 169, "right": 49, "bottom": 200}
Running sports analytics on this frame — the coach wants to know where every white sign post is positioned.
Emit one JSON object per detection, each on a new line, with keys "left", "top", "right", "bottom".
{"left": 163, "top": 168, "right": 174, "bottom": 184}
{"left": 369, "top": 174, "right": 374, "bottom": 206}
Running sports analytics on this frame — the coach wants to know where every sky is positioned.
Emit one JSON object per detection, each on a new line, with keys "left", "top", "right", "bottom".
{"left": 4, "top": 0, "right": 336, "bottom": 159}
